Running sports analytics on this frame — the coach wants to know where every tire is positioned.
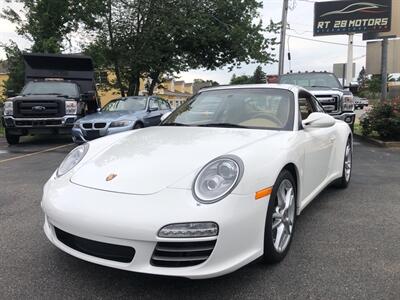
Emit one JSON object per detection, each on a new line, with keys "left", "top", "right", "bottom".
{"left": 263, "top": 169, "right": 297, "bottom": 264}
{"left": 133, "top": 122, "right": 143, "bottom": 129}
{"left": 333, "top": 138, "right": 352, "bottom": 189}
{"left": 5, "top": 130, "right": 20, "bottom": 145}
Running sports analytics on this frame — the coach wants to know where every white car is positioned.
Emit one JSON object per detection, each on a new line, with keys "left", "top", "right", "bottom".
{"left": 42, "top": 84, "right": 352, "bottom": 279}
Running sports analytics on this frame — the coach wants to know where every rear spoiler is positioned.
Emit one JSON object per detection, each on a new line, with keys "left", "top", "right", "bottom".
{"left": 23, "top": 53, "right": 96, "bottom": 95}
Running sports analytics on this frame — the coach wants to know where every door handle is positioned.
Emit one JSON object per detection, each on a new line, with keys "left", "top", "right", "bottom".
{"left": 329, "top": 136, "right": 336, "bottom": 143}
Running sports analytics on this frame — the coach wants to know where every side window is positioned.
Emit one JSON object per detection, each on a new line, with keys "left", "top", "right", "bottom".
{"left": 298, "top": 91, "right": 316, "bottom": 120}
{"left": 160, "top": 100, "right": 170, "bottom": 110}
{"left": 311, "top": 96, "right": 325, "bottom": 112}
{"left": 149, "top": 99, "right": 159, "bottom": 110}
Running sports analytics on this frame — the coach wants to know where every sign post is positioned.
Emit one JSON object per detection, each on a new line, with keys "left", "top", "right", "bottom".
{"left": 346, "top": 34, "right": 354, "bottom": 86}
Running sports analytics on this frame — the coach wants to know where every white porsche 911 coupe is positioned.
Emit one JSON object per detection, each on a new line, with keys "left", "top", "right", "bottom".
{"left": 42, "top": 84, "right": 352, "bottom": 279}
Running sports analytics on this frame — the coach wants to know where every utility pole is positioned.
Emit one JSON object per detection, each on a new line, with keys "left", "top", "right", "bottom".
{"left": 380, "top": 37, "right": 389, "bottom": 101}
{"left": 278, "top": 0, "right": 289, "bottom": 76}
{"left": 346, "top": 34, "right": 354, "bottom": 87}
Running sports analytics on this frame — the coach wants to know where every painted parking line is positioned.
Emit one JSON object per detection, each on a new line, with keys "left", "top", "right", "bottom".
{"left": 0, "top": 144, "right": 73, "bottom": 164}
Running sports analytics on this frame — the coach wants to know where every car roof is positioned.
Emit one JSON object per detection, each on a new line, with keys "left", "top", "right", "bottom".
{"left": 199, "top": 83, "right": 299, "bottom": 93}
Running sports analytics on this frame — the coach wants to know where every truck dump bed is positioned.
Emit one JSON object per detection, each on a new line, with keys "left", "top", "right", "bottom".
{"left": 23, "top": 53, "right": 96, "bottom": 95}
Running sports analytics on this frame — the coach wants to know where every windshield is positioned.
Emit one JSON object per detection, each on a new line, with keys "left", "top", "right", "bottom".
{"left": 162, "top": 88, "right": 294, "bottom": 130}
{"left": 102, "top": 97, "right": 147, "bottom": 112}
{"left": 280, "top": 73, "right": 342, "bottom": 89}
{"left": 22, "top": 81, "right": 79, "bottom": 97}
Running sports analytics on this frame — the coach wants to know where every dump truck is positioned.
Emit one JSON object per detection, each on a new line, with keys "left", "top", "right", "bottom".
{"left": 1, "top": 53, "right": 99, "bottom": 144}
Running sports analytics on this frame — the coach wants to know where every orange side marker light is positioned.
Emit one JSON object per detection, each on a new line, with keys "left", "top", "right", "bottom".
{"left": 255, "top": 187, "right": 273, "bottom": 200}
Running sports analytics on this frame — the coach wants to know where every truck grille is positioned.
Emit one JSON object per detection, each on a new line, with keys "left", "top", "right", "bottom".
{"left": 14, "top": 100, "right": 64, "bottom": 118}
{"left": 315, "top": 95, "right": 340, "bottom": 113}
{"left": 151, "top": 240, "right": 216, "bottom": 267}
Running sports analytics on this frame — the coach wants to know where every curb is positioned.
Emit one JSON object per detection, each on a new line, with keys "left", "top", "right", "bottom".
{"left": 354, "top": 134, "right": 400, "bottom": 148}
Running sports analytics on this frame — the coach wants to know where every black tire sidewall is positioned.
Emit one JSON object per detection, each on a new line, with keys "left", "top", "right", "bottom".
{"left": 5, "top": 130, "right": 20, "bottom": 145}
{"left": 263, "top": 169, "right": 297, "bottom": 263}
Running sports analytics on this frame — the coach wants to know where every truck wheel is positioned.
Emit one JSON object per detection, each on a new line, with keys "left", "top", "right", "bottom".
{"left": 5, "top": 131, "right": 20, "bottom": 145}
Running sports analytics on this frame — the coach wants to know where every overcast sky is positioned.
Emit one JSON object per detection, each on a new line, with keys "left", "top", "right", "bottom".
{"left": 0, "top": 0, "right": 369, "bottom": 84}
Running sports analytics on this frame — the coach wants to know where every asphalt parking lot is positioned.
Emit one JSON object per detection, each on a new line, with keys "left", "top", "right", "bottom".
{"left": 0, "top": 135, "right": 399, "bottom": 299}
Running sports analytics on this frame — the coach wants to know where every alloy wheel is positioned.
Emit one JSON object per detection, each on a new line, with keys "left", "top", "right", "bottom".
{"left": 344, "top": 143, "right": 352, "bottom": 182}
{"left": 272, "top": 179, "right": 295, "bottom": 253}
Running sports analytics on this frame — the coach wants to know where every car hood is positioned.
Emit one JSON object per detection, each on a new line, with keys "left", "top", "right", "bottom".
{"left": 71, "top": 126, "right": 278, "bottom": 195}
{"left": 79, "top": 111, "right": 142, "bottom": 122}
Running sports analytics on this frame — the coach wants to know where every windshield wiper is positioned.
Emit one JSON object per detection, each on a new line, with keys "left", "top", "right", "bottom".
{"left": 310, "top": 85, "right": 331, "bottom": 88}
{"left": 197, "top": 123, "right": 249, "bottom": 129}
{"left": 161, "top": 122, "right": 191, "bottom": 126}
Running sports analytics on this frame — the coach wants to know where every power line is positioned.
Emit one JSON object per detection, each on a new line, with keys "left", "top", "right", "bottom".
{"left": 287, "top": 35, "right": 366, "bottom": 48}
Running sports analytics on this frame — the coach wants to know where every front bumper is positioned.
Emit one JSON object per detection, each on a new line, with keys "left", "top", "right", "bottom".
{"left": 332, "top": 112, "right": 355, "bottom": 126}
{"left": 2, "top": 116, "right": 77, "bottom": 135}
{"left": 72, "top": 124, "right": 133, "bottom": 143}
{"left": 41, "top": 179, "right": 268, "bottom": 279}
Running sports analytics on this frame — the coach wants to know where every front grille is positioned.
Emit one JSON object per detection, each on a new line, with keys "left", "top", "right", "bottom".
{"left": 85, "top": 130, "right": 100, "bottom": 140}
{"left": 94, "top": 122, "right": 106, "bottom": 129}
{"left": 55, "top": 227, "right": 135, "bottom": 263}
{"left": 82, "top": 123, "right": 92, "bottom": 129}
{"left": 151, "top": 240, "right": 216, "bottom": 267}
{"left": 315, "top": 94, "right": 340, "bottom": 113}
{"left": 14, "top": 100, "right": 63, "bottom": 118}
{"left": 15, "top": 119, "right": 62, "bottom": 126}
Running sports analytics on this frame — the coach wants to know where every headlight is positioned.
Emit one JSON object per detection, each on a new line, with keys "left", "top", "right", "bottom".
{"left": 57, "top": 144, "right": 89, "bottom": 177}
{"left": 193, "top": 156, "right": 243, "bottom": 204}
{"left": 73, "top": 122, "right": 80, "bottom": 128}
{"left": 110, "top": 120, "right": 132, "bottom": 127}
{"left": 342, "top": 95, "right": 354, "bottom": 111}
{"left": 65, "top": 100, "right": 78, "bottom": 115}
{"left": 4, "top": 101, "right": 13, "bottom": 116}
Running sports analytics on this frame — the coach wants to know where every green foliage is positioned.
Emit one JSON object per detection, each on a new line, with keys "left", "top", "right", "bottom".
{"left": 1, "top": 0, "right": 91, "bottom": 53}
{"left": 84, "top": 0, "right": 278, "bottom": 96}
{"left": 360, "top": 100, "right": 400, "bottom": 141}
{"left": 230, "top": 65, "right": 266, "bottom": 84}
{"left": 1, "top": 42, "right": 25, "bottom": 98}
{"left": 357, "top": 67, "right": 367, "bottom": 89}
{"left": 252, "top": 65, "right": 266, "bottom": 83}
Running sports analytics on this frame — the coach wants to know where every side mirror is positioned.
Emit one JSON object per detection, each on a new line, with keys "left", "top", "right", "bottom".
{"left": 81, "top": 91, "right": 96, "bottom": 102}
{"left": 302, "top": 112, "right": 335, "bottom": 129}
{"left": 160, "top": 111, "right": 172, "bottom": 122}
{"left": 6, "top": 90, "right": 16, "bottom": 98}
{"left": 96, "top": 108, "right": 101, "bottom": 113}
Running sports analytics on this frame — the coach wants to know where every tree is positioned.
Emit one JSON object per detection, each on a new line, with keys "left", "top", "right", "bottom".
{"left": 84, "top": 0, "right": 278, "bottom": 96}
{"left": 357, "top": 66, "right": 367, "bottom": 89}
{"left": 252, "top": 65, "right": 266, "bottom": 83}
{"left": 0, "top": 42, "right": 25, "bottom": 98}
{"left": 230, "top": 74, "right": 252, "bottom": 85}
{"left": 1, "top": 0, "right": 93, "bottom": 53}
{"left": 230, "top": 65, "right": 266, "bottom": 85}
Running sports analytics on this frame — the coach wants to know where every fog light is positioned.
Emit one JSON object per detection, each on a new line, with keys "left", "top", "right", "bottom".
{"left": 158, "top": 222, "right": 219, "bottom": 238}
{"left": 345, "top": 116, "right": 352, "bottom": 123}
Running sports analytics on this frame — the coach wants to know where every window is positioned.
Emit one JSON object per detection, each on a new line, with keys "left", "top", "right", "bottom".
{"left": 149, "top": 99, "right": 159, "bottom": 110}
{"left": 102, "top": 97, "right": 147, "bottom": 112}
{"left": 163, "top": 88, "right": 295, "bottom": 131}
{"left": 298, "top": 91, "right": 317, "bottom": 121}
{"left": 159, "top": 100, "right": 170, "bottom": 110}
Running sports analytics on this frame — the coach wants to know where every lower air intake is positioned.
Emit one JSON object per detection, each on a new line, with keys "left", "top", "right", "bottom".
{"left": 151, "top": 240, "right": 216, "bottom": 267}
{"left": 54, "top": 227, "right": 135, "bottom": 263}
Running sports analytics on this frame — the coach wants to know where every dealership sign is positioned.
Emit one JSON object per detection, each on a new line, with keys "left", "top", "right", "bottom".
{"left": 314, "top": 0, "right": 392, "bottom": 36}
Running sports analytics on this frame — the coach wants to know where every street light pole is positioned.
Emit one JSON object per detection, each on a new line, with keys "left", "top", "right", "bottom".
{"left": 346, "top": 33, "right": 354, "bottom": 86}
{"left": 278, "top": 0, "right": 289, "bottom": 76}
{"left": 380, "top": 37, "right": 389, "bottom": 101}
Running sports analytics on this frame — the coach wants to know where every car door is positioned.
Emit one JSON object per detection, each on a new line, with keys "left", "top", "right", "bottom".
{"left": 145, "top": 98, "right": 163, "bottom": 126}
{"left": 298, "top": 90, "right": 336, "bottom": 199}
